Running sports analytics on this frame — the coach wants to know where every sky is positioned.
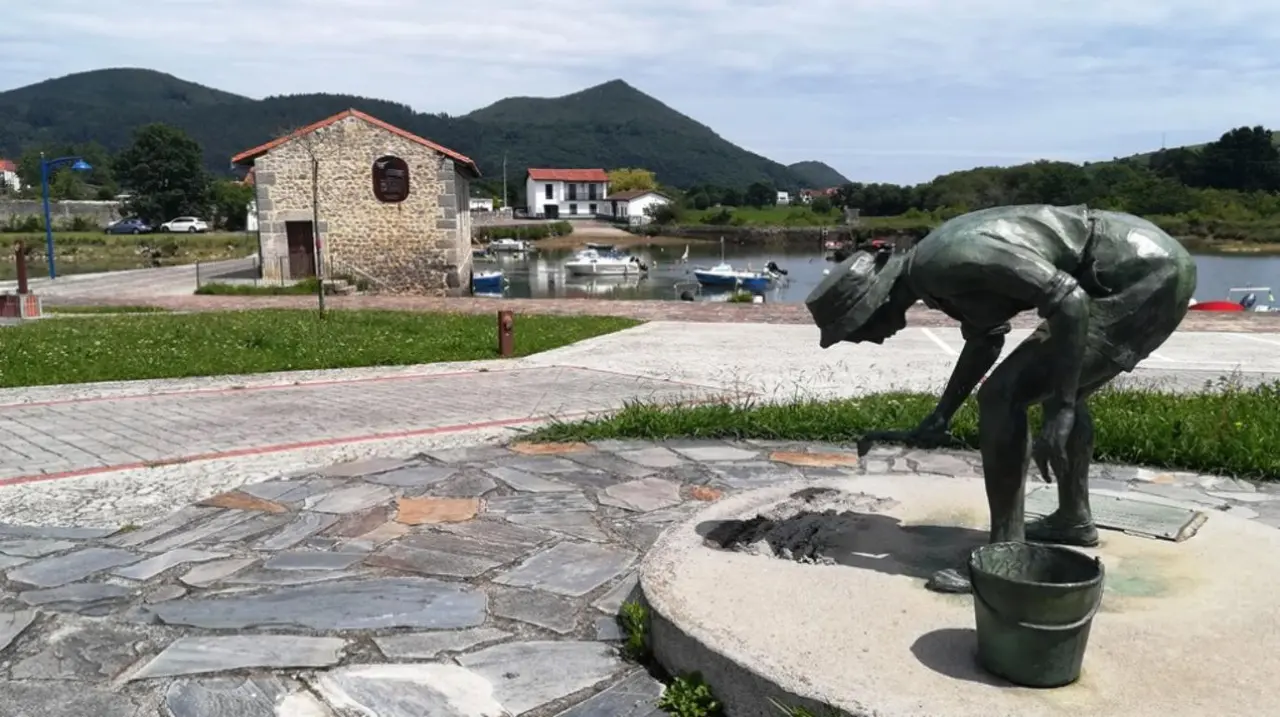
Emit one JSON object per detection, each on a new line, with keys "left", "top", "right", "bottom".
{"left": 5, "top": 0, "right": 1280, "bottom": 185}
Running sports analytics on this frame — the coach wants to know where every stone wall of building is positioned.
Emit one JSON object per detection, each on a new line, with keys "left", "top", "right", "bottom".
{"left": 251, "top": 115, "right": 473, "bottom": 295}
{"left": 0, "top": 200, "right": 122, "bottom": 228}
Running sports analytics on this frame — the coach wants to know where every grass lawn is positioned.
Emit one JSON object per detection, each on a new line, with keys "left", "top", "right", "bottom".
{"left": 0, "top": 310, "right": 639, "bottom": 387}
{"left": 531, "top": 383, "right": 1280, "bottom": 479}
{"left": 43, "top": 305, "right": 171, "bottom": 315}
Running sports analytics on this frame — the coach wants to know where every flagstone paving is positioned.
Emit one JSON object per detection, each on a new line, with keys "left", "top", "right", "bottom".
{"left": 0, "top": 439, "right": 1277, "bottom": 716}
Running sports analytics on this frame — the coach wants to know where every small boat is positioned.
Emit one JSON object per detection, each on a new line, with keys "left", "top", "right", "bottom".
{"left": 1189, "top": 286, "right": 1276, "bottom": 313}
{"left": 564, "top": 244, "right": 648, "bottom": 276}
{"left": 692, "top": 237, "right": 786, "bottom": 293}
{"left": 487, "top": 238, "right": 531, "bottom": 253}
{"left": 693, "top": 262, "right": 777, "bottom": 293}
{"left": 471, "top": 270, "right": 505, "bottom": 294}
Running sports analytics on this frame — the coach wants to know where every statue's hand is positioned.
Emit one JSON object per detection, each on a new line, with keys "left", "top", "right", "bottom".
{"left": 906, "top": 411, "right": 952, "bottom": 448}
{"left": 1038, "top": 404, "right": 1076, "bottom": 484}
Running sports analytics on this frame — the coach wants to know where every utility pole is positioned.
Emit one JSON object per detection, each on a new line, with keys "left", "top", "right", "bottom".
{"left": 502, "top": 153, "right": 508, "bottom": 210}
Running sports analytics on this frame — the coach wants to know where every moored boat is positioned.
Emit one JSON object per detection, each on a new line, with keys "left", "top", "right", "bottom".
{"left": 471, "top": 270, "right": 505, "bottom": 294}
{"left": 563, "top": 243, "right": 648, "bottom": 276}
{"left": 488, "top": 238, "right": 531, "bottom": 252}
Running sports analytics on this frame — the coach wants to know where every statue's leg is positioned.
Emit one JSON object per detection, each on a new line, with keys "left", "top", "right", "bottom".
{"left": 1025, "top": 397, "right": 1109, "bottom": 547}
{"left": 925, "top": 334, "right": 1115, "bottom": 594}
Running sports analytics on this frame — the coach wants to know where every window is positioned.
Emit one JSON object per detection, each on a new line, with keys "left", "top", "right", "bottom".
{"left": 589, "top": 203, "right": 597, "bottom": 215}
{"left": 588, "top": 184, "right": 598, "bottom": 200}
{"left": 568, "top": 184, "right": 578, "bottom": 200}
{"left": 569, "top": 203, "right": 578, "bottom": 215}
{"left": 544, "top": 183, "right": 553, "bottom": 199}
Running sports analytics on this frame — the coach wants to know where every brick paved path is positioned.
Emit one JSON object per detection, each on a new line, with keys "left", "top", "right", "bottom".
{"left": 0, "top": 367, "right": 715, "bottom": 485}
{"left": 50, "top": 293, "right": 1280, "bottom": 333}
{"left": 0, "top": 439, "right": 1274, "bottom": 716}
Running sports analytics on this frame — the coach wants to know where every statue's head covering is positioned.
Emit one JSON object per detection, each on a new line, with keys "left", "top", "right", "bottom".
{"left": 806, "top": 248, "right": 907, "bottom": 348}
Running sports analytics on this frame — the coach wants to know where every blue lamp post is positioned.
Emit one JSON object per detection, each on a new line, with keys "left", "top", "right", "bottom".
{"left": 40, "top": 153, "right": 93, "bottom": 279}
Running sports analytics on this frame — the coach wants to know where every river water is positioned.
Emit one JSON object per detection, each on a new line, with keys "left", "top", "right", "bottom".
{"left": 481, "top": 241, "right": 1280, "bottom": 304}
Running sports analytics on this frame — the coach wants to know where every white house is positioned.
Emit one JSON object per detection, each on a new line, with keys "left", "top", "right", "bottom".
{"left": 0, "top": 159, "right": 21, "bottom": 193}
{"left": 776, "top": 190, "right": 792, "bottom": 205}
{"left": 243, "top": 169, "right": 259, "bottom": 231}
{"left": 469, "top": 197, "right": 494, "bottom": 211}
{"left": 525, "top": 168, "right": 609, "bottom": 219}
{"left": 605, "top": 189, "right": 671, "bottom": 226}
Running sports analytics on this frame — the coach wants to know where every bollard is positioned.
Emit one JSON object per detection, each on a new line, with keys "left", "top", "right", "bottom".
{"left": 498, "top": 310, "right": 514, "bottom": 357}
{"left": 14, "top": 241, "right": 28, "bottom": 295}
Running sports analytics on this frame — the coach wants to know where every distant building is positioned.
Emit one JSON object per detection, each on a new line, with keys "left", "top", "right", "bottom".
{"left": 525, "top": 168, "right": 609, "bottom": 219}
{"left": 231, "top": 109, "right": 480, "bottom": 294}
{"left": 469, "top": 197, "right": 494, "bottom": 211}
{"left": 798, "top": 187, "right": 838, "bottom": 204}
{"left": 605, "top": 189, "right": 671, "bottom": 226}
{"left": 776, "top": 190, "right": 792, "bottom": 205}
{"left": 0, "top": 159, "right": 20, "bottom": 192}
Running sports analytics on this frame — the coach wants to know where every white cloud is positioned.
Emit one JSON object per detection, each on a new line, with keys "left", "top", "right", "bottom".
{"left": 6, "top": 0, "right": 1280, "bottom": 183}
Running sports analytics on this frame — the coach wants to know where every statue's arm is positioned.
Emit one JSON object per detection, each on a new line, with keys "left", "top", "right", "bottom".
{"left": 930, "top": 326, "right": 1006, "bottom": 424}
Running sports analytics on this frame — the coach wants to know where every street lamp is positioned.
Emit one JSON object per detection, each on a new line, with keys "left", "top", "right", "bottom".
{"left": 40, "top": 153, "right": 93, "bottom": 279}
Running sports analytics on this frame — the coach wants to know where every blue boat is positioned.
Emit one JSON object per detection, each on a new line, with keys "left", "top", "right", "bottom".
{"left": 471, "top": 270, "right": 505, "bottom": 294}
{"left": 693, "top": 262, "right": 773, "bottom": 293}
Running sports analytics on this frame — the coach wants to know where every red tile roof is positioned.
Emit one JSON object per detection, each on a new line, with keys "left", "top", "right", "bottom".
{"left": 230, "top": 109, "right": 479, "bottom": 177}
{"left": 0, "top": 159, "right": 16, "bottom": 173}
{"left": 605, "top": 189, "right": 667, "bottom": 201}
{"left": 527, "top": 168, "right": 609, "bottom": 182}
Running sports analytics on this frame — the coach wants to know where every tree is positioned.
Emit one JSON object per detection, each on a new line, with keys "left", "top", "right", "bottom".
{"left": 810, "top": 195, "right": 833, "bottom": 214}
{"left": 114, "top": 124, "right": 211, "bottom": 223}
{"left": 608, "top": 168, "right": 658, "bottom": 192}
{"left": 210, "top": 179, "right": 255, "bottom": 230}
{"left": 744, "top": 181, "right": 776, "bottom": 208}
{"left": 16, "top": 142, "right": 119, "bottom": 200}
{"left": 1195, "top": 126, "right": 1280, "bottom": 193}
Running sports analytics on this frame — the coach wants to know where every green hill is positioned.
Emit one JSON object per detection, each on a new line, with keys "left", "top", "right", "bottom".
{"left": 0, "top": 69, "right": 825, "bottom": 190}
{"left": 787, "top": 160, "right": 849, "bottom": 188}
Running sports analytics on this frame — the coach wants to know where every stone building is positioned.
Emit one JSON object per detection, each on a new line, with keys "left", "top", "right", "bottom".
{"left": 231, "top": 109, "right": 480, "bottom": 294}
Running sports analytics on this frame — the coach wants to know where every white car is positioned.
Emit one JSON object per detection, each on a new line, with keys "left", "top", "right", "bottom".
{"left": 159, "top": 216, "right": 209, "bottom": 233}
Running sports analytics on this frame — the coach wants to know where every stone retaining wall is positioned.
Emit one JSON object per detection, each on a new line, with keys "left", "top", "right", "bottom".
{"left": 0, "top": 200, "right": 122, "bottom": 228}
{"left": 471, "top": 208, "right": 515, "bottom": 226}
{"left": 657, "top": 223, "right": 930, "bottom": 246}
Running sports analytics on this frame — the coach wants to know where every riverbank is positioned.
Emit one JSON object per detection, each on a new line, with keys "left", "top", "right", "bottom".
{"left": 663, "top": 207, "right": 1280, "bottom": 251}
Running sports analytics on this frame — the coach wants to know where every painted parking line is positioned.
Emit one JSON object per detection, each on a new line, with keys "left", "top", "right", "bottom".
{"left": 919, "top": 328, "right": 960, "bottom": 357}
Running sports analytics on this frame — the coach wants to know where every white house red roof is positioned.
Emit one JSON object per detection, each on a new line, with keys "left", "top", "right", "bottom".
{"left": 527, "top": 168, "right": 609, "bottom": 182}
{"left": 230, "top": 109, "right": 479, "bottom": 177}
{"left": 0, "top": 159, "right": 16, "bottom": 173}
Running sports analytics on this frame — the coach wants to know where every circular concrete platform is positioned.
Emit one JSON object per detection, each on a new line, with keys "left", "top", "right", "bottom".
{"left": 640, "top": 472, "right": 1280, "bottom": 717}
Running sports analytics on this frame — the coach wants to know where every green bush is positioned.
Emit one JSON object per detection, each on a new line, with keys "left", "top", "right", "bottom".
{"left": 531, "top": 380, "right": 1280, "bottom": 479}
{"left": 475, "top": 221, "right": 573, "bottom": 241}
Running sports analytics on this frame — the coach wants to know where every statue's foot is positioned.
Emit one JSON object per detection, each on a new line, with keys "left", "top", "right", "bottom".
{"left": 1026, "top": 513, "right": 1099, "bottom": 547}
{"left": 926, "top": 568, "right": 972, "bottom": 594}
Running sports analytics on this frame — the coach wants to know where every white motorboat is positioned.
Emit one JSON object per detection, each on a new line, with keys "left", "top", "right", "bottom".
{"left": 487, "top": 237, "right": 531, "bottom": 252}
{"left": 563, "top": 244, "right": 649, "bottom": 277}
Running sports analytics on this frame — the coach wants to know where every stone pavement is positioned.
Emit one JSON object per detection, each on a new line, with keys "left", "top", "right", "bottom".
{"left": 0, "top": 366, "right": 713, "bottom": 484}
{"left": 1, "top": 438, "right": 1276, "bottom": 717}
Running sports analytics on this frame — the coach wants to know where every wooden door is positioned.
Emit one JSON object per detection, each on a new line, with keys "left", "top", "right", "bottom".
{"left": 285, "top": 221, "right": 316, "bottom": 277}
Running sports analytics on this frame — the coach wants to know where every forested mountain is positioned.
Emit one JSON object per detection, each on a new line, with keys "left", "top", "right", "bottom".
{"left": 787, "top": 160, "right": 849, "bottom": 188}
{"left": 0, "top": 69, "right": 828, "bottom": 189}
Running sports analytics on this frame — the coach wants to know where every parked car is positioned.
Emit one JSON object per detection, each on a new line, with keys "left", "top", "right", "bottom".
{"left": 105, "top": 217, "right": 153, "bottom": 235}
{"left": 159, "top": 217, "right": 209, "bottom": 233}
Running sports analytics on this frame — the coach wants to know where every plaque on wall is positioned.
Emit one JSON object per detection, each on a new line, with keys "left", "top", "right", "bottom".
{"left": 372, "top": 156, "right": 410, "bottom": 202}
